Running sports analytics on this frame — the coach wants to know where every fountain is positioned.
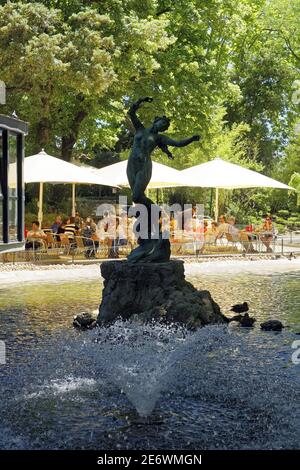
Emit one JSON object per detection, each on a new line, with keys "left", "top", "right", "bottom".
{"left": 97, "top": 98, "right": 226, "bottom": 329}
{"left": 97, "top": 259, "right": 227, "bottom": 328}
{"left": 1, "top": 272, "right": 300, "bottom": 449}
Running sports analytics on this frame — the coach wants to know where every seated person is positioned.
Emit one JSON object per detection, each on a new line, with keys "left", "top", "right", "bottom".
{"left": 56, "top": 216, "right": 68, "bottom": 240}
{"left": 25, "top": 221, "right": 47, "bottom": 250}
{"left": 118, "top": 212, "right": 129, "bottom": 246}
{"left": 64, "top": 216, "right": 80, "bottom": 240}
{"left": 50, "top": 215, "right": 62, "bottom": 233}
{"left": 227, "top": 216, "right": 256, "bottom": 252}
{"left": 259, "top": 215, "right": 274, "bottom": 253}
{"left": 127, "top": 216, "right": 136, "bottom": 248}
{"left": 196, "top": 220, "right": 218, "bottom": 254}
{"left": 216, "top": 214, "right": 230, "bottom": 239}
{"left": 205, "top": 221, "right": 219, "bottom": 244}
{"left": 96, "top": 216, "right": 107, "bottom": 242}
{"left": 227, "top": 216, "right": 240, "bottom": 240}
{"left": 75, "top": 211, "right": 84, "bottom": 226}
{"left": 263, "top": 215, "right": 272, "bottom": 231}
{"left": 96, "top": 211, "right": 118, "bottom": 257}
{"left": 194, "top": 218, "right": 205, "bottom": 241}
{"left": 82, "top": 217, "right": 99, "bottom": 258}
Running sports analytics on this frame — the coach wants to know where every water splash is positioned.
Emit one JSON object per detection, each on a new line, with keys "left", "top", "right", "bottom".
{"left": 92, "top": 322, "right": 196, "bottom": 417}
{"left": 1, "top": 321, "right": 300, "bottom": 449}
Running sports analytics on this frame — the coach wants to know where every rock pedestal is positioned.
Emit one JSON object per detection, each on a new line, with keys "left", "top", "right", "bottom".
{"left": 97, "top": 260, "right": 227, "bottom": 329}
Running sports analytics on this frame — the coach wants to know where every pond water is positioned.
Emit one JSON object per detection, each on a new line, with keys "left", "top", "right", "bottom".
{"left": 0, "top": 268, "right": 299, "bottom": 450}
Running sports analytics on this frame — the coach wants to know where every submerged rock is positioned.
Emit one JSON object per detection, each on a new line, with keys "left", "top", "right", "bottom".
{"left": 73, "top": 312, "right": 97, "bottom": 330}
{"left": 260, "top": 320, "right": 284, "bottom": 331}
{"left": 97, "top": 260, "right": 227, "bottom": 329}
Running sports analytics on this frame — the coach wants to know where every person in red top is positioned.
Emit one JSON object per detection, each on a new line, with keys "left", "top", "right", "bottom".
{"left": 260, "top": 215, "right": 274, "bottom": 252}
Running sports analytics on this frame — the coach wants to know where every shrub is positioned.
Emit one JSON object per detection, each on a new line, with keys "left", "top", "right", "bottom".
{"left": 275, "top": 223, "right": 286, "bottom": 234}
{"left": 277, "top": 210, "right": 290, "bottom": 218}
{"left": 274, "top": 217, "right": 287, "bottom": 225}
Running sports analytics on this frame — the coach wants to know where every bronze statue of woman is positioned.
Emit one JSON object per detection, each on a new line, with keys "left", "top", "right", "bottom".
{"left": 126, "top": 97, "right": 200, "bottom": 263}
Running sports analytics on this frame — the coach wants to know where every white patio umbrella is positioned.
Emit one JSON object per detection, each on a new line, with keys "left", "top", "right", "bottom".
{"left": 12, "top": 149, "right": 116, "bottom": 225}
{"left": 94, "top": 159, "right": 185, "bottom": 189}
{"left": 181, "top": 158, "right": 294, "bottom": 219}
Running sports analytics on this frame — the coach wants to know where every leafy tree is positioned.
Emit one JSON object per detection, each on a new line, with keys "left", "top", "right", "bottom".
{"left": 226, "top": 26, "right": 295, "bottom": 169}
{"left": 289, "top": 173, "right": 300, "bottom": 206}
{"left": 1, "top": 0, "right": 299, "bottom": 220}
{"left": 1, "top": 0, "right": 268, "bottom": 163}
{"left": 0, "top": 2, "right": 115, "bottom": 158}
{"left": 0, "top": 1, "right": 173, "bottom": 159}
{"left": 263, "top": 0, "right": 300, "bottom": 69}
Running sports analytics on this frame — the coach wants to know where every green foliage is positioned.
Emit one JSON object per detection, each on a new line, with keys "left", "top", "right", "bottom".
{"left": 277, "top": 210, "right": 290, "bottom": 218}
{"left": 0, "top": 0, "right": 299, "bottom": 222}
{"left": 289, "top": 173, "right": 300, "bottom": 205}
{"left": 1, "top": 0, "right": 271, "bottom": 161}
{"left": 0, "top": 1, "right": 174, "bottom": 158}
{"left": 264, "top": 0, "right": 300, "bottom": 69}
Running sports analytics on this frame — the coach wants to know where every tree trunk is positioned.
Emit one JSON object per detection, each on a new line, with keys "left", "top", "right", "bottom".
{"left": 61, "top": 135, "right": 76, "bottom": 162}
{"left": 35, "top": 117, "right": 50, "bottom": 152}
{"left": 61, "top": 108, "right": 87, "bottom": 161}
{"left": 35, "top": 93, "right": 51, "bottom": 152}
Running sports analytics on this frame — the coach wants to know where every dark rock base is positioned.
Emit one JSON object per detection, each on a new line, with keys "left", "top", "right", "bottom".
{"left": 97, "top": 260, "right": 227, "bottom": 329}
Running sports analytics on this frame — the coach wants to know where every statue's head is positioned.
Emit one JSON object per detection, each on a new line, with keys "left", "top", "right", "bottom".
{"left": 152, "top": 115, "right": 170, "bottom": 132}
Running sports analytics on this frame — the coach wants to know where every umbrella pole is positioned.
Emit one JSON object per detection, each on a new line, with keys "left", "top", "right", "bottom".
{"left": 209, "top": 188, "right": 213, "bottom": 217}
{"left": 38, "top": 182, "right": 44, "bottom": 227}
{"left": 72, "top": 183, "right": 76, "bottom": 217}
{"left": 214, "top": 187, "right": 219, "bottom": 221}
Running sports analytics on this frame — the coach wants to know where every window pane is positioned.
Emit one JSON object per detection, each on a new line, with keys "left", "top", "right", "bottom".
{"left": 0, "top": 197, "right": 3, "bottom": 243}
{"left": 8, "top": 134, "right": 18, "bottom": 241}
{"left": 0, "top": 130, "right": 3, "bottom": 243}
{"left": 8, "top": 134, "right": 17, "bottom": 198}
{"left": 9, "top": 198, "right": 17, "bottom": 241}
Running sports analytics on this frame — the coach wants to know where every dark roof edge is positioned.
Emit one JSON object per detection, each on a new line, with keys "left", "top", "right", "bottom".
{"left": 0, "top": 114, "right": 29, "bottom": 135}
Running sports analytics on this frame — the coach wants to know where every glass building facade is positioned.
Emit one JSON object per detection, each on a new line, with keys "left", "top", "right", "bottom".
{"left": 0, "top": 114, "right": 28, "bottom": 253}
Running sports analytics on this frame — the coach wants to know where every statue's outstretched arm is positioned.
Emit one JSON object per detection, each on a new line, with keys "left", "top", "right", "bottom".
{"left": 128, "top": 97, "right": 153, "bottom": 131}
{"left": 158, "top": 142, "right": 174, "bottom": 160}
{"left": 159, "top": 134, "right": 200, "bottom": 148}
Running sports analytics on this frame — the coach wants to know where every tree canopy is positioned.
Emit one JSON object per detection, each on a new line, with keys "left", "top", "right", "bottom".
{"left": 0, "top": 0, "right": 299, "bottom": 217}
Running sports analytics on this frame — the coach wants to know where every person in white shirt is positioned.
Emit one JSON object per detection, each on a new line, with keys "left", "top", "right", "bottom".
{"left": 227, "top": 216, "right": 240, "bottom": 241}
{"left": 227, "top": 216, "right": 256, "bottom": 252}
